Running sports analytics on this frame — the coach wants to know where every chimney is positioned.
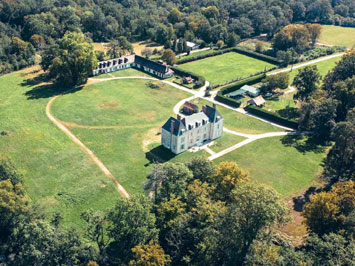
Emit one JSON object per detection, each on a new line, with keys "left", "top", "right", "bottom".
{"left": 170, "top": 120, "right": 175, "bottom": 134}
{"left": 177, "top": 114, "right": 181, "bottom": 120}
{"left": 213, "top": 103, "right": 216, "bottom": 109}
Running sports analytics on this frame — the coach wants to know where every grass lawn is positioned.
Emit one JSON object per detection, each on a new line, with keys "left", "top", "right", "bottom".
{"left": 213, "top": 136, "right": 326, "bottom": 198}
{"left": 288, "top": 56, "right": 342, "bottom": 83}
{"left": 178, "top": 52, "right": 277, "bottom": 87}
{"left": 93, "top": 42, "right": 108, "bottom": 52}
{"left": 190, "top": 98, "right": 283, "bottom": 134}
{"left": 0, "top": 67, "right": 119, "bottom": 229}
{"left": 209, "top": 132, "right": 246, "bottom": 153}
{"left": 132, "top": 41, "right": 163, "bottom": 56}
{"left": 51, "top": 78, "right": 192, "bottom": 194}
{"left": 319, "top": 25, "right": 355, "bottom": 48}
{"left": 177, "top": 49, "right": 213, "bottom": 60}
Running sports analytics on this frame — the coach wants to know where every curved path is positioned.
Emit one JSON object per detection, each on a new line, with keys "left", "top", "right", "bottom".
{"left": 46, "top": 96, "right": 130, "bottom": 198}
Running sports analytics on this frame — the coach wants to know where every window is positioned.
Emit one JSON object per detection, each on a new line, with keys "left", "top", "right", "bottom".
{"left": 181, "top": 144, "right": 185, "bottom": 150}
{"left": 203, "top": 134, "right": 207, "bottom": 139}
{"left": 181, "top": 137, "right": 185, "bottom": 142}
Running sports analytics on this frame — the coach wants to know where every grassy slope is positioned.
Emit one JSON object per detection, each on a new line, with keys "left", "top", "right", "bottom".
{"left": 0, "top": 68, "right": 118, "bottom": 228}
{"left": 319, "top": 25, "right": 355, "bottom": 48}
{"left": 179, "top": 52, "right": 276, "bottom": 86}
{"left": 214, "top": 137, "right": 326, "bottom": 198}
{"left": 52, "top": 79, "right": 191, "bottom": 193}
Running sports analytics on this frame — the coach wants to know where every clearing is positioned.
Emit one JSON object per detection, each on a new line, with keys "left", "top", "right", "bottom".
{"left": 319, "top": 25, "right": 355, "bottom": 48}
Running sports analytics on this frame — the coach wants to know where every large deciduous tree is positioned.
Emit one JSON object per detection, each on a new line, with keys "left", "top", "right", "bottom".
{"left": 293, "top": 65, "right": 321, "bottom": 101}
{"left": 161, "top": 49, "right": 176, "bottom": 65}
{"left": 42, "top": 32, "right": 97, "bottom": 86}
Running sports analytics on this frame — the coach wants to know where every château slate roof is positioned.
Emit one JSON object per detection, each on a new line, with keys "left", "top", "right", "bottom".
{"left": 162, "top": 105, "right": 222, "bottom": 135}
{"left": 134, "top": 55, "right": 170, "bottom": 74}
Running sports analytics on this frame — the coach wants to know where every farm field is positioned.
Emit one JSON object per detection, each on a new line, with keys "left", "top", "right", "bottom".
{"left": 132, "top": 41, "right": 164, "bottom": 56}
{"left": 213, "top": 136, "right": 326, "bottom": 198}
{"left": 178, "top": 52, "right": 277, "bottom": 87}
{"left": 319, "top": 25, "right": 355, "bottom": 48}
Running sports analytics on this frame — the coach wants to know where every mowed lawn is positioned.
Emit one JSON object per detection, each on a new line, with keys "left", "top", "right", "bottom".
{"left": 319, "top": 25, "right": 355, "bottom": 48}
{"left": 0, "top": 68, "right": 119, "bottom": 229}
{"left": 213, "top": 137, "right": 326, "bottom": 198}
{"left": 51, "top": 78, "right": 191, "bottom": 193}
{"left": 178, "top": 52, "right": 277, "bottom": 86}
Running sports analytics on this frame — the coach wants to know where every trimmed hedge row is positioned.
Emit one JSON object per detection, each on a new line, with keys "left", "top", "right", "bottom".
{"left": 171, "top": 66, "right": 206, "bottom": 89}
{"left": 215, "top": 92, "right": 241, "bottom": 108}
{"left": 176, "top": 47, "right": 282, "bottom": 66}
{"left": 220, "top": 74, "right": 266, "bottom": 95}
{"left": 245, "top": 105, "right": 298, "bottom": 129}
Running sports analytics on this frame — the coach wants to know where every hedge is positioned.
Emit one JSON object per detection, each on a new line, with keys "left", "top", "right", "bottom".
{"left": 171, "top": 66, "right": 206, "bottom": 89}
{"left": 176, "top": 47, "right": 282, "bottom": 66}
{"left": 215, "top": 91, "right": 241, "bottom": 108}
{"left": 245, "top": 105, "right": 298, "bottom": 129}
{"left": 220, "top": 74, "right": 266, "bottom": 95}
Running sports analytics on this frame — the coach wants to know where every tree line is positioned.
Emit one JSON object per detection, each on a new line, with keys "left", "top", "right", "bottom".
{"left": 1, "top": 155, "right": 354, "bottom": 265}
{"left": 1, "top": 0, "right": 354, "bottom": 74}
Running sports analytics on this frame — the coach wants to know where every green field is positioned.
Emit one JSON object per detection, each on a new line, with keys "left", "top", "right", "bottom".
{"left": 0, "top": 68, "right": 118, "bottom": 229}
{"left": 94, "top": 68, "right": 151, "bottom": 79}
{"left": 319, "top": 25, "right": 355, "bottom": 48}
{"left": 213, "top": 137, "right": 326, "bottom": 198}
{"left": 179, "top": 52, "right": 277, "bottom": 86}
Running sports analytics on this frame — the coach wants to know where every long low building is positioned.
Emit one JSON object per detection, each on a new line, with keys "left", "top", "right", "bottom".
{"left": 92, "top": 55, "right": 174, "bottom": 79}
{"left": 161, "top": 104, "right": 224, "bottom": 154}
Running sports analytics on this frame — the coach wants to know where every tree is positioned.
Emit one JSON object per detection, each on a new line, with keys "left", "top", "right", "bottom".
{"left": 42, "top": 32, "right": 97, "bottom": 86}
{"left": 107, "top": 37, "right": 133, "bottom": 58}
{"left": 129, "top": 240, "right": 171, "bottom": 266}
{"left": 107, "top": 195, "right": 158, "bottom": 265}
{"left": 324, "top": 109, "right": 355, "bottom": 182}
{"left": 185, "top": 157, "right": 214, "bottom": 182}
{"left": 272, "top": 24, "right": 310, "bottom": 53}
{"left": 261, "top": 72, "right": 289, "bottom": 93}
{"left": 216, "top": 40, "right": 224, "bottom": 49}
{"left": 210, "top": 162, "right": 249, "bottom": 201}
{"left": 168, "top": 8, "right": 181, "bottom": 24}
{"left": 306, "top": 24, "right": 322, "bottom": 46}
{"left": 226, "top": 33, "right": 239, "bottom": 47}
{"left": 218, "top": 183, "right": 289, "bottom": 265}
{"left": 81, "top": 209, "right": 109, "bottom": 264}
{"left": 303, "top": 192, "right": 341, "bottom": 235}
{"left": 141, "top": 48, "right": 152, "bottom": 58}
{"left": 293, "top": 65, "right": 321, "bottom": 101}
{"left": 161, "top": 49, "right": 176, "bottom": 65}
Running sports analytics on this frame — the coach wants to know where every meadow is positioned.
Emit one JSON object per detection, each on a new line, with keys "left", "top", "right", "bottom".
{"left": 319, "top": 25, "right": 355, "bottom": 48}
{"left": 178, "top": 52, "right": 277, "bottom": 86}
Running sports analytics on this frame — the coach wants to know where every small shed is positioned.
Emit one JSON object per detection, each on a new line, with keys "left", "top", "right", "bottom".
{"left": 227, "top": 88, "right": 246, "bottom": 99}
{"left": 182, "top": 101, "right": 199, "bottom": 115}
{"left": 183, "top": 76, "right": 194, "bottom": 84}
{"left": 241, "top": 85, "right": 260, "bottom": 97}
{"left": 248, "top": 95, "right": 265, "bottom": 107}
{"left": 186, "top": 41, "right": 200, "bottom": 50}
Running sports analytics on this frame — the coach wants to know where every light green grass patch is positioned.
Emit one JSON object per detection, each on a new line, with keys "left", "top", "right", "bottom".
{"left": 319, "top": 25, "right": 355, "bottom": 48}
{"left": 210, "top": 132, "right": 246, "bottom": 153}
{"left": 179, "top": 52, "right": 276, "bottom": 87}
{"left": 213, "top": 136, "right": 326, "bottom": 198}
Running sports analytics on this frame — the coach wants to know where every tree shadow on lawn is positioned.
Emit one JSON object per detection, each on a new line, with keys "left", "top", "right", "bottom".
{"left": 145, "top": 145, "right": 177, "bottom": 166}
{"left": 277, "top": 106, "right": 299, "bottom": 120}
{"left": 292, "top": 186, "right": 323, "bottom": 212}
{"left": 280, "top": 135, "right": 326, "bottom": 154}
{"left": 21, "top": 74, "right": 83, "bottom": 100}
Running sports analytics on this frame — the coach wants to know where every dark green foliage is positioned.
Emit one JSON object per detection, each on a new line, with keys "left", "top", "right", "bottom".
{"left": 261, "top": 72, "right": 289, "bottom": 93}
{"left": 324, "top": 109, "right": 355, "bottom": 182}
{"left": 0, "top": 159, "right": 23, "bottom": 185}
{"left": 107, "top": 195, "right": 158, "bottom": 265}
{"left": 293, "top": 65, "right": 321, "bottom": 101}
{"left": 245, "top": 105, "right": 298, "bottom": 129}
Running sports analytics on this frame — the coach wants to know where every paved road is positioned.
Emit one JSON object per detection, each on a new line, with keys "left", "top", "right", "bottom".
{"left": 268, "top": 53, "right": 344, "bottom": 76}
